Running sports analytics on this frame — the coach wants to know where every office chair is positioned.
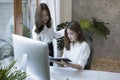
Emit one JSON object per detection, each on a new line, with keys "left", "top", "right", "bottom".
{"left": 84, "top": 41, "right": 93, "bottom": 70}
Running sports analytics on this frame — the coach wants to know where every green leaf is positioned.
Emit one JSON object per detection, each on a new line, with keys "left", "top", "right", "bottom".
{"left": 80, "top": 19, "right": 92, "bottom": 29}
{"left": 0, "top": 60, "right": 28, "bottom": 80}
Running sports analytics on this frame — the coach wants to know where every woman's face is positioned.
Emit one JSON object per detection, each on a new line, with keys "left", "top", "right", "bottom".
{"left": 67, "top": 28, "right": 78, "bottom": 42}
{"left": 41, "top": 10, "right": 49, "bottom": 24}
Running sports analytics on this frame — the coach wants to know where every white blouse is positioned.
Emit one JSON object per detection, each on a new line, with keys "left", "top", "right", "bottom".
{"left": 32, "top": 25, "right": 64, "bottom": 43}
{"left": 62, "top": 41, "right": 90, "bottom": 69}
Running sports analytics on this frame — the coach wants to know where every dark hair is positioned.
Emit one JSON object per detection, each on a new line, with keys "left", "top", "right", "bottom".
{"left": 64, "top": 21, "right": 85, "bottom": 50}
{"left": 35, "top": 3, "right": 51, "bottom": 34}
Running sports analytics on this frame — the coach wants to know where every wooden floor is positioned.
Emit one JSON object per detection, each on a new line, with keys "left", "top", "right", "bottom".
{"left": 91, "top": 58, "right": 120, "bottom": 73}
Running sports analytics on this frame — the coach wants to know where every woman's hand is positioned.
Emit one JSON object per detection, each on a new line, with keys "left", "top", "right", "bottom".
{"left": 54, "top": 60, "right": 68, "bottom": 66}
{"left": 54, "top": 60, "right": 83, "bottom": 70}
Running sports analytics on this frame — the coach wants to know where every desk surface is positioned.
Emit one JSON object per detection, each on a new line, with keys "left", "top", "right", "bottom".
{"left": 50, "top": 66, "right": 120, "bottom": 80}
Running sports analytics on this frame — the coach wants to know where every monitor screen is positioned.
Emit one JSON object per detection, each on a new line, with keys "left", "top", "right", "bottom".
{"left": 12, "top": 34, "right": 50, "bottom": 80}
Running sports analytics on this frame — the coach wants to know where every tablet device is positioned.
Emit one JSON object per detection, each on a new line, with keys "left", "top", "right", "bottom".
{"left": 50, "top": 57, "right": 72, "bottom": 63}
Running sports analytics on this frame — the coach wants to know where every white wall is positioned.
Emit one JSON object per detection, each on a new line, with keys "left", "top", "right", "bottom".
{"left": 60, "top": 0, "right": 72, "bottom": 23}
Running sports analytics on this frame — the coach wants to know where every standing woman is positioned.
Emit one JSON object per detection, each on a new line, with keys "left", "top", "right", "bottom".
{"left": 32, "top": 3, "right": 64, "bottom": 63}
{"left": 54, "top": 21, "right": 90, "bottom": 70}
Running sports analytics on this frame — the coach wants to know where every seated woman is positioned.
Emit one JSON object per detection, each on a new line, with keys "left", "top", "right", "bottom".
{"left": 54, "top": 21, "right": 90, "bottom": 70}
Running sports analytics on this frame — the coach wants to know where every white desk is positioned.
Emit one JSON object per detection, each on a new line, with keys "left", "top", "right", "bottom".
{"left": 50, "top": 67, "right": 120, "bottom": 80}
{"left": 99, "top": 71, "right": 120, "bottom": 80}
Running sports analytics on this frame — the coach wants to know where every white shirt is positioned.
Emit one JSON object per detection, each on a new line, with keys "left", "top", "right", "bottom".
{"left": 62, "top": 41, "right": 90, "bottom": 69}
{"left": 32, "top": 25, "right": 64, "bottom": 43}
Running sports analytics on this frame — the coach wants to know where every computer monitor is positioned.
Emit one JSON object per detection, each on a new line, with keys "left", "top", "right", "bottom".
{"left": 12, "top": 34, "right": 50, "bottom": 80}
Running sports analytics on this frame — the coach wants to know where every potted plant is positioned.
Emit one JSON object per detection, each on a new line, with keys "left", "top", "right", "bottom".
{"left": 0, "top": 60, "right": 28, "bottom": 80}
{"left": 80, "top": 18, "right": 110, "bottom": 41}
{"left": 57, "top": 22, "right": 68, "bottom": 51}
{"left": 0, "top": 39, "right": 28, "bottom": 80}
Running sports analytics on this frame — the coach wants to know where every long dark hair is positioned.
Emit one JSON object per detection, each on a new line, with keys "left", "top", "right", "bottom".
{"left": 64, "top": 21, "right": 85, "bottom": 50}
{"left": 35, "top": 3, "right": 51, "bottom": 34}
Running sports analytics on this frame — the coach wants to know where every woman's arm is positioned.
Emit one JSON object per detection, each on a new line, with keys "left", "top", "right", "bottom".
{"left": 54, "top": 60, "right": 83, "bottom": 70}
{"left": 32, "top": 25, "right": 38, "bottom": 40}
{"left": 51, "top": 20, "right": 65, "bottom": 39}
{"left": 77, "top": 42, "right": 90, "bottom": 69}
{"left": 66, "top": 62, "right": 83, "bottom": 70}
{"left": 53, "top": 29, "right": 65, "bottom": 39}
